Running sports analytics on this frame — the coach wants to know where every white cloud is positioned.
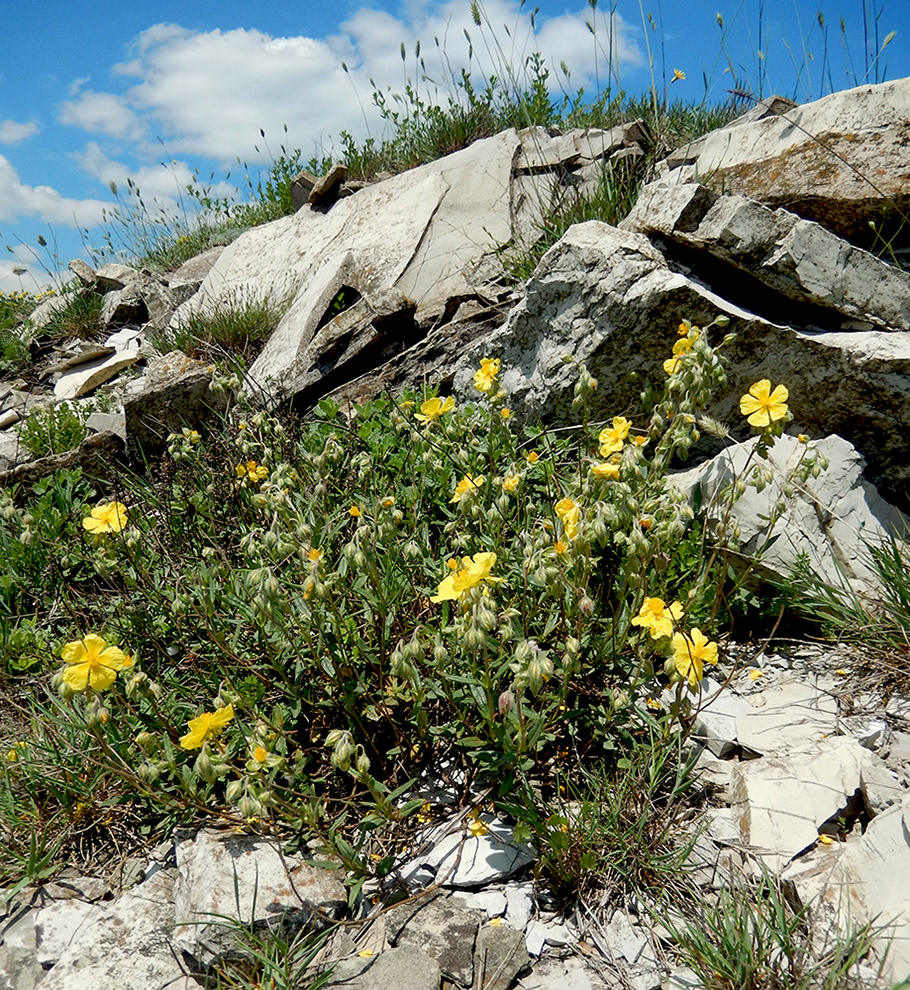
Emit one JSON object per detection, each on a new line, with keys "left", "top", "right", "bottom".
{"left": 71, "top": 141, "right": 234, "bottom": 218}
{"left": 0, "top": 120, "right": 39, "bottom": 145}
{"left": 0, "top": 154, "right": 110, "bottom": 227}
{"left": 53, "top": 3, "right": 639, "bottom": 167}
{"left": 58, "top": 90, "right": 146, "bottom": 141}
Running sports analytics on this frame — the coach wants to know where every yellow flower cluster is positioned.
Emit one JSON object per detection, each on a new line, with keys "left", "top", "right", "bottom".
{"left": 473, "top": 357, "right": 500, "bottom": 393}
{"left": 630, "top": 598, "right": 718, "bottom": 688}
{"left": 236, "top": 460, "right": 269, "bottom": 483}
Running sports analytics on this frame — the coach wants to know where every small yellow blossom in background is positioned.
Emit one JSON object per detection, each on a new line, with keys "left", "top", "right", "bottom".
{"left": 246, "top": 743, "right": 282, "bottom": 772}
{"left": 179, "top": 704, "right": 235, "bottom": 749}
{"left": 238, "top": 420, "right": 248, "bottom": 431}
{"left": 554, "top": 540, "right": 567, "bottom": 555}
{"left": 446, "top": 558, "right": 460, "bottom": 570}
{"left": 349, "top": 506, "right": 361, "bottom": 517}
{"left": 401, "top": 400, "right": 415, "bottom": 410}
{"left": 380, "top": 496, "right": 396, "bottom": 509}
{"left": 598, "top": 416, "right": 631, "bottom": 455}
{"left": 308, "top": 548, "right": 322, "bottom": 562}
{"left": 83, "top": 502, "right": 128, "bottom": 534}
{"left": 451, "top": 474, "right": 485, "bottom": 503}
{"left": 416, "top": 802, "right": 433, "bottom": 824}
{"left": 431, "top": 551, "right": 501, "bottom": 602}
{"left": 749, "top": 668, "right": 765, "bottom": 680}
{"left": 467, "top": 808, "right": 490, "bottom": 836}
{"left": 6, "top": 741, "right": 27, "bottom": 762}
{"left": 639, "top": 516, "right": 653, "bottom": 531}
{"left": 663, "top": 333, "right": 697, "bottom": 375}
{"left": 645, "top": 697, "right": 661, "bottom": 711}
{"left": 631, "top": 598, "right": 683, "bottom": 640}
{"left": 488, "top": 917, "right": 503, "bottom": 926}
{"left": 798, "top": 434, "right": 810, "bottom": 444}
{"left": 358, "top": 950, "right": 374, "bottom": 958}
{"left": 678, "top": 321, "right": 691, "bottom": 335}
{"left": 61, "top": 633, "right": 133, "bottom": 692}
{"left": 555, "top": 497, "right": 581, "bottom": 540}
{"left": 415, "top": 395, "right": 455, "bottom": 424}
{"left": 818, "top": 834, "right": 835, "bottom": 846}
{"left": 835, "top": 668, "right": 849, "bottom": 676}
{"left": 671, "top": 628, "right": 718, "bottom": 687}
{"left": 672, "top": 67, "right": 686, "bottom": 80}
{"left": 526, "top": 451, "right": 539, "bottom": 464}
{"left": 740, "top": 380, "right": 789, "bottom": 428}
{"left": 631, "top": 435, "right": 649, "bottom": 448}
{"left": 500, "top": 408, "right": 512, "bottom": 419}
{"left": 473, "top": 357, "right": 501, "bottom": 393}
{"left": 502, "top": 475, "right": 519, "bottom": 493}
{"left": 236, "top": 460, "right": 268, "bottom": 483}
{"left": 592, "top": 460, "right": 620, "bottom": 480}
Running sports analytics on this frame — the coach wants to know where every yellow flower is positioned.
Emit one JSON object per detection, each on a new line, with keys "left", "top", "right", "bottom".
{"left": 349, "top": 506, "right": 361, "bottom": 517}
{"left": 555, "top": 497, "right": 581, "bottom": 540}
{"left": 236, "top": 460, "right": 268, "bottom": 483}
{"left": 451, "top": 474, "right": 485, "bottom": 503}
{"left": 446, "top": 558, "right": 459, "bottom": 570}
{"left": 672, "top": 67, "right": 686, "bottom": 80}
{"left": 61, "top": 633, "right": 132, "bottom": 692}
{"left": 671, "top": 628, "right": 718, "bottom": 687}
{"left": 663, "top": 333, "right": 698, "bottom": 375}
{"left": 598, "top": 416, "right": 631, "bottom": 456}
{"left": 467, "top": 807, "right": 489, "bottom": 836}
{"left": 431, "top": 551, "right": 501, "bottom": 603}
{"left": 502, "top": 475, "right": 519, "bottom": 493}
{"left": 749, "top": 668, "right": 764, "bottom": 680}
{"left": 473, "top": 357, "right": 500, "bottom": 393}
{"left": 415, "top": 395, "right": 455, "bottom": 424}
{"left": 591, "top": 460, "right": 620, "bottom": 480}
{"left": 6, "top": 741, "right": 27, "bottom": 762}
{"left": 500, "top": 408, "right": 512, "bottom": 419}
{"left": 380, "top": 496, "right": 396, "bottom": 509}
{"left": 308, "top": 548, "right": 322, "bottom": 562}
{"left": 246, "top": 743, "right": 281, "bottom": 772}
{"left": 179, "top": 704, "right": 234, "bottom": 749}
{"left": 526, "top": 451, "right": 539, "bottom": 464}
{"left": 554, "top": 540, "right": 567, "bottom": 555}
{"left": 798, "top": 434, "right": 810, "bottom": 444}
{"left": 83, "top": 502, "right": 128, "bottom": 534}
{"left": 631, "top": 598, "right": 683, "bottom": 640}
{"left": 740, "top": 380, "right": 789, "bottom": 428}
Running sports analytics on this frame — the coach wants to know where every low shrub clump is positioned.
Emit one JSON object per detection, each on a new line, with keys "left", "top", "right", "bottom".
{"left": 0, "top": 313, "right": 831, "bottom": 907}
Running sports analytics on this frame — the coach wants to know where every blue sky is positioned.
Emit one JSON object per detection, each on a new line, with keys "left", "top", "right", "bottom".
{"left": 0, "top": 0, "right": 905, "bottom": 291}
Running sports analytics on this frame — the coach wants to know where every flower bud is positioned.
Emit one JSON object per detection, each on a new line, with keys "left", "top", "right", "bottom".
{"left": 225, "top": 779, "right": 244, "bottom": 804}
{"left": 464, "top": 627, "right": 486, "bottom": 650}
{"left": 238, "top": 794, "right": 262, "bottom": 818}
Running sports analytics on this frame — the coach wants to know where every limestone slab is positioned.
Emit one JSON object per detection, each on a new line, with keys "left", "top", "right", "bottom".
{"left": 730, "top": 736, "right": 871, "bottom": 868}
{"left": 53, "top": 351, "right": 139, "bottom": 399}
